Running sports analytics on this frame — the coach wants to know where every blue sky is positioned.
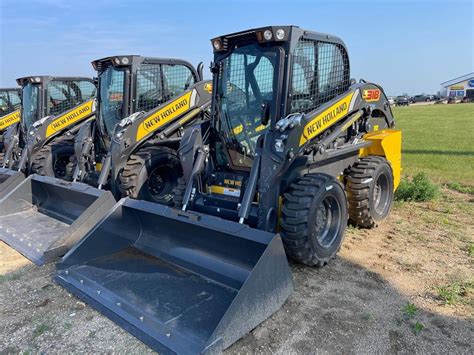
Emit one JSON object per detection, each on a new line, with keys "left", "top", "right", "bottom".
{"left": 0, "top": 0, "right": 472, "bottom": 95}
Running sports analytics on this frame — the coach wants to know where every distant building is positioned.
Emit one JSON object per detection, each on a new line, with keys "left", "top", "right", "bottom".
{"left": 440, "top": 72, "right": 474, "bottom": 99}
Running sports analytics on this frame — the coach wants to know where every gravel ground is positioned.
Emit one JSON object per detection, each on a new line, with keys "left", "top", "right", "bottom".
{"left": 0, "top": 188, "right": 472, "bottom": 353}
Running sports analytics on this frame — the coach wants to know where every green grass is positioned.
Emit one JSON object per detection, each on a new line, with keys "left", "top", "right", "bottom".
{"left": 403, "top": 302, "right": 417, "bottom": 318}
{"left": 446, "top": 182, "right": 474, "bottom": 195}
{"left": 0, "top": 272, "right": 22, "bottom": 284}
{"left": 412, "top": 321, "right": 424, "bottom": 335}
{"left": 436, "top": 281, "right": 474, "bottom": 305}
{"left": 395, "top": 173, "right": 438, "bottom": 202}
{"left": 32, "top": 323, "right": 51, "bottom": 339}
{"left": 392, "top": 104, "right": 474, "bottom": 185}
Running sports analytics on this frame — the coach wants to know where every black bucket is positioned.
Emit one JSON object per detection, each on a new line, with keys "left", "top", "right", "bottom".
{"left": 0, "top": 174, "right": 116, "bottom": 265}
{"left": 55, "top": 198, "right": 293, "bottom": 354}
{"left": 0, "top": 167, "right": 25, "bottom": 200}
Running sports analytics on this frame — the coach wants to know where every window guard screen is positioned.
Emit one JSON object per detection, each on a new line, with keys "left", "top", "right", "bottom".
{"left": 136, "top": 64, "right": 196, "bottom": 113}
{"left": 48, "top": 80, "right": 96, "bottom": 116}
{"left": 289, "top": 38, "right": 349, "bottom": 114}
{"left": 0, "top": 90, "right": 21, "bottom": 116}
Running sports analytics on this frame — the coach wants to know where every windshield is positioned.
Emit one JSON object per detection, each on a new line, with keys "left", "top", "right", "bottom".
{"left": 0, "top": 90, "right": 21, "bottom": 116}
{"left": 217, "top": 44, "right": 280, "bottom": 164}
{"left": 99, "top": 66, "right": 125, "bottom": 134}
{"left": 21, "top": 83, "right": 40, "bottom": 131}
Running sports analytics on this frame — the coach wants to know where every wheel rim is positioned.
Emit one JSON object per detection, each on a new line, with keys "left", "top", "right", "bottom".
{"left": 54, "top": 154, "right": 71, "bottom": 178}
{"left": 373, "top": 173, "right": 390, "bottom": 215}
{"left": 146, "top": 165, "right": 178, "bottom": 203}
{"left": 315, "top": 195, "right": 341, "bottom": 248}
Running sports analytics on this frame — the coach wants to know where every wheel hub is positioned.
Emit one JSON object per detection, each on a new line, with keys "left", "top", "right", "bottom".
{"left": 315, "top": 196, "right": 341, "bottom": 248}
{"left": 373, "top": 173, "right": 390, "bottom": 215}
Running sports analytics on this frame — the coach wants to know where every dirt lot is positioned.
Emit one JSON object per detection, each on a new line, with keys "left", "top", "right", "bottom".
{"left": 0, "top": 188, "right": 472, "bottom": 354}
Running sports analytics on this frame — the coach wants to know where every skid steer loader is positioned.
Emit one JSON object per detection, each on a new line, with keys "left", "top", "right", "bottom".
{"left": 0, "top": 75, "right": 117, "bottom": 265}
{"left": 0, "top": 76, "right": 97, "bottom": 195}
{"left": 0, "top": 87, "right": 21, "bottom": 161}
{"left": 72, "top": 55, "right": 212, "bottom": 204}
{"left": 0, "top": 57, "right": 212, "bottom": 265}
{"left": 56, "top": 26, "right": 401, "bottom": 353}
{"left": 0, "top": 88, "right": 22, "bottom": 193}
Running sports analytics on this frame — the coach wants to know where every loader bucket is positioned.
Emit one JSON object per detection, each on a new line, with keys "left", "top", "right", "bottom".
{"left": 0, "top": 174, "right": 116, "bottom": 265}
{"left": 0, "top": 167, "right": 25, "bottom": 200}
{"left": 55, "top": 198, "right": 293, "bottom": 354}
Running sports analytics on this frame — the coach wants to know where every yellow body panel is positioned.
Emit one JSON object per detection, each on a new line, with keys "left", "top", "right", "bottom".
{"left": 46, "top": 100, "right": 95, "bottom": 138}
{"left": 359, "top": 129, "right": 402, "bottom": 190}
{"left": 299, "top": 92, "right": 355, "bottom": 146}
{"left": 0, "top": 109, "right": 21, "bottom": 131}
{"left": 136, "top": 91, "right": 192, "bottom": 141}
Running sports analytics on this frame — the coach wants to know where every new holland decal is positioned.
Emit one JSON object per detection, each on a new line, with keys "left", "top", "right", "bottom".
{"left": 0, "top": 109, "right": 21, "bottom": 131}
{"left": 136, "top": 90, "right": 194, "bottom": 141}
{"left": 46, "top": 99, "right": 95, "bottom": 138}
{"left": 299, "top": 92, "right": 355, "bottom": 146}
{"left": 363, "top": 89, "right": 381, "bottom": 102}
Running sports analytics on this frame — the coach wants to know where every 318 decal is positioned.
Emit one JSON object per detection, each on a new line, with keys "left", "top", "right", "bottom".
{"left": 363, "top": 89, "right": 381, "bottom": 102}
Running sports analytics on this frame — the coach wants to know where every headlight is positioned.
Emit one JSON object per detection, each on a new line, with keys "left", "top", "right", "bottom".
{"left": 34, "top": 77, "right": 41, "bottom": 83}
{"left": 263, "top": 30, "right": 273, "bottom": 40}
{"left": 113, "top": 57, "right": 121, "bottom": 65}
{"left": 275, "top": 28, "right": 285, "bottom": 40}
{"left": 121, "top": 57, "right": 129, "bottom": 65}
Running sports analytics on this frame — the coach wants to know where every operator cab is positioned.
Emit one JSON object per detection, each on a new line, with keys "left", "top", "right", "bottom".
{"left": 0, "top": 88, "right": 21, "bottom": 117}
{"left": 202, "top": 26, "right": 350, "bottom": 217}
{"left": 16, "top": 76, "right": 96, "bottom": 134}
{"left": 92, "top": 55, "right": 200, "bottom": 141}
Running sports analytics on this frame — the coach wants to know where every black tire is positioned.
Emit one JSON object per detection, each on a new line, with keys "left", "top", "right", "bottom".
{"left": 346, "top": 156, "right": 394, "bottom": 228}
{"left": 172, "top": 177, "right": 187, "bottom": 208}
{"left": 280, "top": 173, "right": 348, "bottom": 267}
{"left": 30, "top": 139, "right": 75, "bottom": 179}
{"left": 119, "top": 146, "right": 182, "bottom": 205}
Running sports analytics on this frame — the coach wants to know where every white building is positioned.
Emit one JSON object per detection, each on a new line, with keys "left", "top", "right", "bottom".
{"left": 440, "top": 72, "right": 474, "bottom": 99}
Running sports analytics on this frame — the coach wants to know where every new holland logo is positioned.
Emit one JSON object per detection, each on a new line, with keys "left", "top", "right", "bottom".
{"left": 136, "top": 91, "right": 193, "bottom": 141}
{"left": 46, "top": 100, "right": 95, "bottom": 138}
{"left": 299, "top": 92, "right": 355, "bottom": 146}
{"left": 0, "top": 109, "right": 21, "bottom": 131}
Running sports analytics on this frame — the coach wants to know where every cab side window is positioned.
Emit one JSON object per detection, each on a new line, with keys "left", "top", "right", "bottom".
{"left": 162, "top": 64, "right": 196, "bottom": 97}
{"left": 290, "top": 39, "right": 349, "bottom": 114}
{"left": 136, "top": 64, "right": 196, "bottom": 113}
{"left": 48, "top": 80, "right": 96, "bottom": 116}
{"left": 136, "top": 64, "right": 163, "bottom": 112}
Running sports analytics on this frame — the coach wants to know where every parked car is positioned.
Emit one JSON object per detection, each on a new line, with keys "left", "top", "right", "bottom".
{"left": 395, "top": 96, "right": 410, "bottom": 106}
{"left": 411, "top": 94, "right": 434, "bottom": 103}
{"left": 388, "top": 97, "right": 395, "bottom": 105}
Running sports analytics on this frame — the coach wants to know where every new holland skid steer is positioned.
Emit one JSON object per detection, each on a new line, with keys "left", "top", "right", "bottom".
{"left": 0, "top": 88, "right": 23, "bottom": 193}
{"left": 56, "top": 26, "right": 401, "bottom": 354}
{"left": 0, "top": 56, "right": 212, "bottom": 265}
{"left": 72, "top": 55, "right": 212, "bottom": 203}
{"left": 0, "top": 75, "right": 117, "bottom": 265}
{"left": 0, "top": 75, "right": 97, "bottom": 195}
{"left": 0, "top": 87, "right": 21, "bottom": 161}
